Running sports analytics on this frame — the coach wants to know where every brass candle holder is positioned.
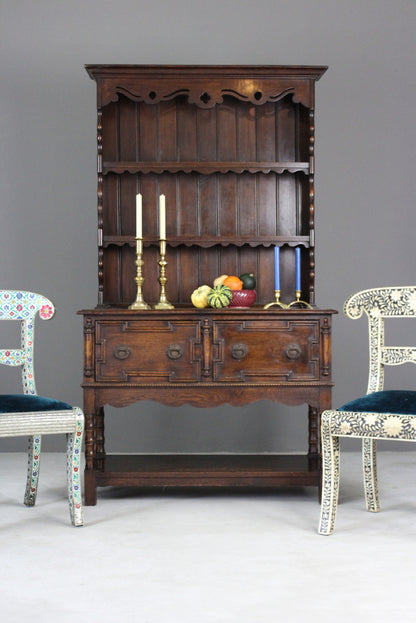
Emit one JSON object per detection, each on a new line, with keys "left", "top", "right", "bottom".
{"left": 264, "top": 290, "right": 288, "bottom": 310}
{"left": 129, "top": 237, "right": 151, "bottom": 310}
{"left": 287, "top": 290, "right": 313, "bottom": 309}
{"left": 154, "top": 239, "right": 174, "bottom": 310}
{"left": 264, "top": 290, "right": 313, "bottom": 310}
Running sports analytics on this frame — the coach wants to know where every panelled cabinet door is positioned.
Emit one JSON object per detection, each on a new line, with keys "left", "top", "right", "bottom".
{"left": 95, "top": 320, "right": 203, "bottom": 383}
{"left": 211, "top": 319, "right": 321, "bottom": 382}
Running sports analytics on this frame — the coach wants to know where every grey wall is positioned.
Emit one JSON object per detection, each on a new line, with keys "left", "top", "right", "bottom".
{"left": 1, "top": 0, "right": 415, "bottom": 451}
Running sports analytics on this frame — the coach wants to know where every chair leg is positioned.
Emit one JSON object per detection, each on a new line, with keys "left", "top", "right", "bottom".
{"left": 66, "top": 411, "right": 84, "bottom": 526}
{"left": 319, "top": 412, "right": 340, "bottom": 535}
{"left": 362, "top": 438, "right": 380, "bottom": 512}
{"left": 24, "top": 435, "right": 42, "bottom": 506}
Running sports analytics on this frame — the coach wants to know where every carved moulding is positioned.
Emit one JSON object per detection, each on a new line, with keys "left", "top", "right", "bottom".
{"left": 92, "top": 74, "right": 320, "bottom": 109}
{"left": 111, "top": 84, "right": 299, "bottom": 109}
{"left": 93, "top": 382, "right": 327, "bottom": 410}
{"left": 101, "top": 235, "right": 312, "bottom": 249}
{"left": 102, "top": 161, "right": 310, "bottom": 175}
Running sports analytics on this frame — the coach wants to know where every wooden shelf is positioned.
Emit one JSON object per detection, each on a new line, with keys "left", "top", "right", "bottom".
{"left": 94, "top": 454, "right": 320, "bottom": 488}
{"left": 102, "top": 161, "right": 310, "bottom": 175}
{"left": 102, "top": 235, "right": 312, "bottom": 248}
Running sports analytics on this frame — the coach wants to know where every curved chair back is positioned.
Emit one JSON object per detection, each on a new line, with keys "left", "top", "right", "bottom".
{"left": 0, "top": 290, "right": 55, "bottom": 396}
{"left": 344, "top": 286, "right": 416, "bottom": 394}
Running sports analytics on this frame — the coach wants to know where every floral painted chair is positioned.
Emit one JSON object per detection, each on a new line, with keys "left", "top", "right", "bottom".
{"left": 319, "top": 286, "right": 416, "bottom": 535}
{"left": 0, "top": 291, "right": 84, "bottom": 526}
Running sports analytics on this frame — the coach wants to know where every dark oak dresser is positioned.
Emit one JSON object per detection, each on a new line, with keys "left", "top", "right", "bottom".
{"left": 79, "top": 65, "right": 336, "bottom": 505}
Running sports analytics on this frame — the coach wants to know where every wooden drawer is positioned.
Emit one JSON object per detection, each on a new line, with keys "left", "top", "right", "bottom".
{"left": 211, "top": 319, "right": 320, "bottom": 382}
{"left": 95, "top": 320, "right": 202, "bottom": 383}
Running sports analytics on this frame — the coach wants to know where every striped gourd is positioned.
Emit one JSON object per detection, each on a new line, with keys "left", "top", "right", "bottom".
{"left": 207, "top": 284, "right": 232, "bottom": 308}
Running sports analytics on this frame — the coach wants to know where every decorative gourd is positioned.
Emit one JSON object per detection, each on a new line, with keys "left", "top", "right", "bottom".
{"left": 207, "top": 284, "right": 233, "bottom": 308}
{"left": 239, "top": 273, "right": 256, "bottom": 289}
{"left": 213, "top": 274, "right": 228, "bottom": 287}
{"left": 191, "top": 285, "right": 212, "bottom": 308}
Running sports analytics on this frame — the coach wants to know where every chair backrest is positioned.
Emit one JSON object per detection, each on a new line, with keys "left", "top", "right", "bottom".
{"left": 344, "top": 286, "right": 416, "bottom": 394}
{"left": 0, "top": 290, "right": 55, "bottom": 396}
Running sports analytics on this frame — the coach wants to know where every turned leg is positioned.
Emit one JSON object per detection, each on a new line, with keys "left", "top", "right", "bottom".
{"left": 363, "top": 438, "right": 380, "bottom": 512}
{"left": 24, "top": 434, "right": 42, "bottom": 506}
{"left": 307, "top": 405, "right": 321, "bottom": 499}
{"left": 95, "top": 406, "right": 105, "bottom": 457}
{"left": 308, "top": 405, "right": 320, "bottom": 458}
{"left": 66, "top": 409, "right": 84, "bottom": 526}
{"left": 318, "top": 411, "right": 340, "bottom": 535}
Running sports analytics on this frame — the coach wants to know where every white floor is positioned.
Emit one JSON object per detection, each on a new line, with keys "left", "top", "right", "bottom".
{"left": 1, "top": 450, "right": 415, "bottom": 622}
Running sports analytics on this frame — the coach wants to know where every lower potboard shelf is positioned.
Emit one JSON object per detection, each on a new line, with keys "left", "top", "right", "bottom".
{"left": 91, "top": 453, "right": 321, "bottom": 489}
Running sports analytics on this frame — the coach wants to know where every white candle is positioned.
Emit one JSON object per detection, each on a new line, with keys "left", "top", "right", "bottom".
{"left": 135, "top": 193, "right": 142, "bottom": 238}
{"left": 159, "top": 194, "right": 166, "bottom": 239}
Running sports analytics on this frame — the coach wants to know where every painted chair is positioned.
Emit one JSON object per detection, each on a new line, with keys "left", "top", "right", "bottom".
{"left": 0, "top": 290, "right": 84, "bottom": 526}
{"left": 319, "top": 286, "right": 416, "bottom": 535}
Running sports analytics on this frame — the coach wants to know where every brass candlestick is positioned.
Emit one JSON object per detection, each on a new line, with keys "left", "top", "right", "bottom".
{"left": 287, "top": 290, "right": 313, "bottom": 309}
{"left": 129, "top": 237, "right": 151, "bottom": 310}
{"left": 153, "top": 239, "right": 174, "bottom": 310}
{"left": 264, "top": 290, "right": 288, "bottom": 310}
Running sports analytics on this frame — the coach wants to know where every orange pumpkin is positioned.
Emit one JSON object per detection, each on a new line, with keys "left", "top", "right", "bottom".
{"left": 223, "top": 275, "right": 243, "bottom": 290}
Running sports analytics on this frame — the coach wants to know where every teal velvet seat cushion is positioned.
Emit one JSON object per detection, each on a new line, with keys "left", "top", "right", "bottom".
{"left": 0, "top": 394, "right": 73, "bottom": 413}
{"left": 339, "top": 390, "right": 416, "bottom": 415}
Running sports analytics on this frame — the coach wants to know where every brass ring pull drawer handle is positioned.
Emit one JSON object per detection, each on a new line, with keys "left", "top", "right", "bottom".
{"left": 114, "top": 345, "right": 131, "bottom": 360}
{"left": 285, "top": 343, "right": 302, "bottom": 360}
{"left": 231, "top": 343, "right": 248, "bottom": 360}
{"left": 166, "top": 344, "right": 183, "bottom": 360}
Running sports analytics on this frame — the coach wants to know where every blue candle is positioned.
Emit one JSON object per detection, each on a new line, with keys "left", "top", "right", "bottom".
{"left": 274, "top": 246, "right": 280, "bottom": 291}
{"left": 295, "top": 247, "right": 301, "bottom": 291}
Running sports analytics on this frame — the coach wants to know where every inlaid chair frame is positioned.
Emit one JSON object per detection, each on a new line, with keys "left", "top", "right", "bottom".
{"left": 0, "top": 291, "right": 84, "bottom": 526}
{"left": 319, "top": 286, "right": 416, "bottom": 535}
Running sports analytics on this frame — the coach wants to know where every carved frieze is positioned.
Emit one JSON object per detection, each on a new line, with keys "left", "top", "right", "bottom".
{"left": 86, "top": 65, "right": 327, "bottom": 109}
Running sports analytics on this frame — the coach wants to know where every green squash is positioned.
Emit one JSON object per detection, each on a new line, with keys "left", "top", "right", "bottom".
{"left": 239, "top": 273, "right": 256, "bottom": 289}
{"left": 207, "top": 284, "right": 232, "bottom": 308}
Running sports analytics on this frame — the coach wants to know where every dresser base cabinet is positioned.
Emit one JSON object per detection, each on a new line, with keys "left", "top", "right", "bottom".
{"left": 79, "top": 307, "right": 335, "bottom": 505}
